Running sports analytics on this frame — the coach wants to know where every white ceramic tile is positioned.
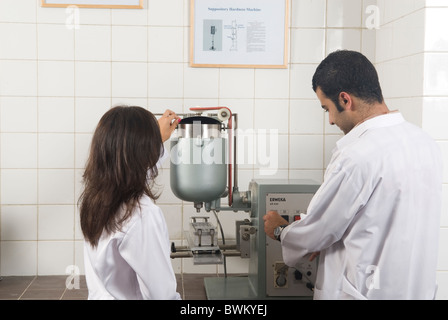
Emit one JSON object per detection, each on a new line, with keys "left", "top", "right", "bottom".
{"left": 362, "top": 0, "right": 380, "bottom": 30}
{"left": 425, "top": 8, "right": 448, "bottom": 52}
{"left": 422, "top": 97, "right": 448, "bottom": 140}
{"left": 38, "top": 205, "right": 75, "bottom": 240}
{"left": 254, "top": 168, "right": 289, "bottom": 180}
{"left": 288, "top": 169, "right": 324, "bottom": 183}
{"left": 75, "top": 133, "right": 92, "bottom": 169}
{"left": 111, "top": 0, "right": 148, "bottom": 25}
{"left": 38, "top": 97, "right": 75, "bottom": 132}
{"left": 183, "top": 65, "right": 219, "bottom": 98}
{"left": 290, "top": 99, "right": 324, "bottom": 134}
{"left": 112, "top": 26, "right": 148, "bottom": 62}
{"left": 148, "top": 0, "right": 184, "bottom": 26}
{"left": 0, "top": 97, "right": 37, "bottom": 132}
{"left": 147, "top": 98, "right": 184, "bottom": 115}
{"left": 0, "top": 23, "right": 37, "bottom": 60}
{"left": 246, "top": 130, "right": 283, "bottom": 175}
{"left": 148, "top": 63, "right": 183, "bottom": 98}
{"left": 377, "top": 54, "right": 424, "bottom": 99}
{"left": 219, "top": 68, "right": 255, "bottom": 99}
{"left": 375, "top": 20, "right": 394, "bottom": 63}
{"left": 38, "top": 169, "right": 75, "bottom": 204}
{"left": 392, "top": 10, "right": 425, "bottom": 59}
{"left": 424, "top": 53, "right": 448, "bottom": 96}
{"left": 158, "top": 205, "right": 183, "bottom": 239}
{"left": 74, "top": 242, "right": 85, "bottom": 276}
{"left": 0, "top": 60, "right": 37, "bottom": 96}
{"left": 75, "top": 98, "right": 111, "bottom": 133}
{"left": 38, "top": 61, "right": 75, "bottom": 97}
{"left": 74, "top": 207, "right": 83, "bottom": 240}
{"left": 426, "top": 0, "right": 448, "bottom": 7}
{"left": 38, "top": 24, "right": 74, "bottom": 61}
{"left": 291, "top": 0, "right": 326, "bottom": 28}
{"left": 436, "top": 272, "right": 448, "bottom": 300}
{"left": 75, "top": 62, "right": 111, "bottom": 97}
{"left": 361, "top": 29, "right": 376, "bottom": 62}
{"left": 148, "top": 27, "right": 184, "bottom": 62}
{"left": 326, "top": 29, "right": 361, "bottom": 54}
{"left": 289, "top": 63, "right": 318, "bottom": 99}
{"left": 77, "top": 7, "right": 111, "bottom": 25}
{"left": 0, "top": 0, "right": 36, "bottom": 23}
{"left": 0, "top": 241, "right": 37, "bottom": 276}
{"left": 254, "top": 69, "right": 290, "bottom": 99}
{"left": 112, "top": 62, "right": 148, "bottom": 97}
{"left": 384, "top": 0, "right": 425, "bottom": 24}
{"left": 290, "top": 28, "right": 325, "bottom": 64}
{"left": 254, "top": 99, "right": 289, "bottom": 134}
{"left": 37, "top": 241, "right": 74, "bottom": 275}
{"left": 327, "top": 0, "right": 362, "bottom": 28}
{"left": 389, "top": 97, "right": 423, "bottom": 127}
{"left": 37, "top": 6, "right": 69, "bottom": 24}
{"left": 289, "top": 135, "right": 324, "bottom": 169}
{"left": 75, "top": 25, "right": 111, "bottom": 61}
{"left": 38, "top": 133, "right": 74, "bottom": 169}
{"left": 0, "top": 169, "right": 37, "bottom": 205}
{"left": 112, "top": 97, "right": 147, "bottom": 109}
{"left": 75, "top": 169, "right": 85, "bottom": 208}
{"left": 1, "top": 133, "right": 37, "bottom": 168}
{"left": 1, "top": 205, "right": 37, "bottom": 241}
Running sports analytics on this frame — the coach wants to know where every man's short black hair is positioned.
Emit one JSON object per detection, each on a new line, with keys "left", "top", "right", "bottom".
{"left": 312, "top": 50, "right": 384, "bottom": 110}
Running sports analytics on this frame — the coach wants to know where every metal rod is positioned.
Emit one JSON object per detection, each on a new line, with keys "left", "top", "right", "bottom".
{"left": 233, "top": 113, "right": 238, "bottom": 189}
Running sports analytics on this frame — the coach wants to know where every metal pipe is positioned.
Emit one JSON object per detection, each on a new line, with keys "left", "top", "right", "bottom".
{"left": 170, "top": 252, "right": 193, "bottom": 259}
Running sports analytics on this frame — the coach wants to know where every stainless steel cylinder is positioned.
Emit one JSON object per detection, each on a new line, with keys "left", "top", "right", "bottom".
{"left": 170, "top": 116, "right": 227, "bottom": 203}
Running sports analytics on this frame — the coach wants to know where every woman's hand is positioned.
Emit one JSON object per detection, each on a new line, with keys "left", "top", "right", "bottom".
{"left": 158, "top": 109, "right": 181, "bottom": 142}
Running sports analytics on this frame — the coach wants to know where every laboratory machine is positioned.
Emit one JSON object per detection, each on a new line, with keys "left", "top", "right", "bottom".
{"left": 166, "top": 107, "right": 320, "bottom": 300}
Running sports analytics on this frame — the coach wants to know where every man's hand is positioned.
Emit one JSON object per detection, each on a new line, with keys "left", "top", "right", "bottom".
{"left": 263, "top": 211, "right": 289, "bottom": 241}
{"left": 158, "top": 109, "right": 181, "bottom": 142}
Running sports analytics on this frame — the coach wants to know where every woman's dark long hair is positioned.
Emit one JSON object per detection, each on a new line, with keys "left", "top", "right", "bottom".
{"left": 79, "top": 106, "right": 163, "bottom": 248}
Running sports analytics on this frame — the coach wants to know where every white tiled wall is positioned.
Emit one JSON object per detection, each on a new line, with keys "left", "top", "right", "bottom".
{"left": 0, "top": 0, "right": 447, "bottom": 299}
{"left": 375, "top": 0, "right": 448, "bottom": 299}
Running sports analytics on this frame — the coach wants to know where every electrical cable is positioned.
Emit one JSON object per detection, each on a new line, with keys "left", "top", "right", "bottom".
{"left": 213, "top": 210, "right": 227, "bottom": 278}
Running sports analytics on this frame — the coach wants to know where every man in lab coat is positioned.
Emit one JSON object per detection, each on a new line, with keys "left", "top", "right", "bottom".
{"left": 264, "top": 50, "right": 443, "bottom": 300}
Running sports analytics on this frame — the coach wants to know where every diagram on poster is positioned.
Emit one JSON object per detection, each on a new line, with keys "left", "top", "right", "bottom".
{"left": 191, "top": 0, "right": 288, "bottom": 68}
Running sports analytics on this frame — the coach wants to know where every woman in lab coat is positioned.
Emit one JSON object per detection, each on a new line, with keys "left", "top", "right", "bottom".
{"left": 264, "top": 50, "right": 443, "bottom": 300}
{"left": 79, "top": 106, "right": 182, "bottom": 300}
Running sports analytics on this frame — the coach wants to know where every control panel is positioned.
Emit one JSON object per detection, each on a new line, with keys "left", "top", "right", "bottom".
{"left": 265, "top": 193, "right": 317, "bottom": 297}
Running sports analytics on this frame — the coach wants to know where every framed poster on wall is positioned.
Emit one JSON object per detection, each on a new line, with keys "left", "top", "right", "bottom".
{"left": 190, "top": 0, "right": 289, "bottom": 68}
{"left": 41, "top": 0, "right": 143, "bottom": 9}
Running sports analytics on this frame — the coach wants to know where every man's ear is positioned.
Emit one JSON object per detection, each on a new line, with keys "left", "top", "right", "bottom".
{"left": 339, "top": 92, "right": 352, "bottom": 110}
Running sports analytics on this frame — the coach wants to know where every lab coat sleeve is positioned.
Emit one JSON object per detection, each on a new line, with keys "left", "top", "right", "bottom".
{"left": 118, "top": 205, "right": 181, "bottom": 300}
{"left": 281, "top": 161, "right": 373, "bottom": 267}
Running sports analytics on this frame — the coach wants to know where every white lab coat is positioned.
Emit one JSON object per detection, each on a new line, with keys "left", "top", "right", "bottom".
{"left": 83, "top": 150, "right": 181, "bottom": 300}
{"left": 281, "top": 113, "right": 443, "bottom": 300}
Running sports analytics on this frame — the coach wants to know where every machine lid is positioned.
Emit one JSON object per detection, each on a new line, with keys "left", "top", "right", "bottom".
{"left": 179, "top": 116, "right": 221, "bottom": 125}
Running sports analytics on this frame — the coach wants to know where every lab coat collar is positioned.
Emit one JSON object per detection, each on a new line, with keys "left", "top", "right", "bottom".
{"left": 336, "top": 112, "right": 405, "bottom": 151}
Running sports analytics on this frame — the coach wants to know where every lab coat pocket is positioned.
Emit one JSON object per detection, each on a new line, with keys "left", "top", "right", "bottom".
{"left": 342, "top": 276, "right": 367, "bottom": 300}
